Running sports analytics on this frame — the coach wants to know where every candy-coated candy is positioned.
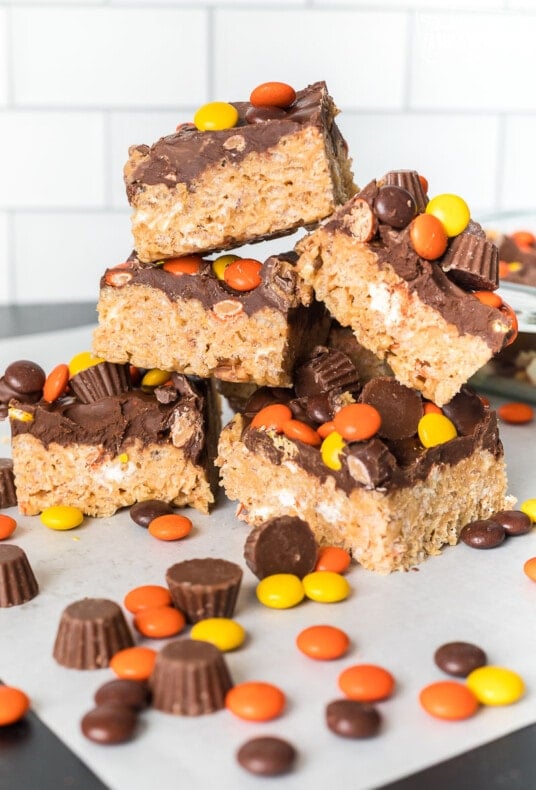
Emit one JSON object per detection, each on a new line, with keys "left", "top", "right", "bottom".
{"left": 250, "top": 82, "right": 296, "bottom": 109}
{"left": 320, "top": 430, "right": 346, "bottom": 471}
{"left": 43, "top": 363, "right": 70, "bottom": 403}
{"left": 500, "top": 302, "right": 519, "bottom": 346}
{"left": 296, "top": 624, "right": 350, "bottom": 660}
{"left": 134, "top": 606, "right": 186, "bottom": 639}
{"left": 417, "top": 412, "right": 457, "bottom": 448}
{"left": 191, "top": 617, "right": 246, "bottom": 652}
{"left": 338, "top": 664, "right": 395, "bottom": 702}
{"left": 40, "top": 505, "right": 83, "bottom": 531}
{"left": 315, "top": 546, "right": 351, "bottom": 574}
{"left": 124, "top": 584, "right": 172, "bottom": 613}
{"left": 162, "top": 255, "right": 203, "bottom": 275}
{"left": 523, "top": 556, "right": 536, "bottom": 581}
{"left": 473, "top": 290, "right": 503, "bottom": 309}
{"left": 426, "top": 193, "right": 471, "bottom": 237}
{"left": 224, "top": 258, "right": 263, "bottom": 291}
{"left": 148, "top": 513, "right": 193, "bottom": 541}
{"left": 302, "top": 571, "right": 350, "bottom": 603}
{"left": 409, "top": 213, "right": 448, "bottom": 260}
{"left": 511, "top": 230, "right": 535, "bottom": 248}
{"left": 507, "top": 261, "right": 523, "bottom": 272}
{"left": 333, "top": 403, "right": 381, "bottom": 442}
{"left": 418, "top": 174, "right": 429, "bottom": 195}
{"left": 520, "top": 498, "right": 536, "bottom": 522}
{"left": 7, "top": 407, "right": 33, "bottom": 423}
{"left": 226, "top": 681, "right": 286, "bottom": 721}
{"left": 0, "top": 514, "right": 17, "bottom": 540}
{"left": 419, "top": 681, "right": 478, "bottom": 720}
{"left": 256, "top": 573, "right": 304, "bottom": 609}
{"left": 0, "top": 686, "right": 30, "bottom": 726}
{"left": 282, "top": 419, "right": 321, "bottom": 446}
{"left": 194, "top": 101, "right": 239, "bottom": 132}
{"left": 497, "top": 401, "right": 534, "bottom": 424}
{"left": 318, "top": 420, "right": 336, "bottom": 439}
{"left": 422, "top": 401, "right": 442, "bottom": 415}
{"left": 68, "top": 351, "right": 104, "bottom": 378}
{"left": 250, "top": 403, "right": 292, "bottom": 432}
{"left": 466, "top": 666, "right": 524, "bottom": 706}
{"left": 109, "top": 646, "right": 157, "bottom": 681}
{"left": 212, "top": 254, "right": 240, "bottom": 281}
{"left": 498, "top": 260, "right": 510, "bottom": 279}
{"left": 141, "top": 368, "right": 171, "bottom": 388}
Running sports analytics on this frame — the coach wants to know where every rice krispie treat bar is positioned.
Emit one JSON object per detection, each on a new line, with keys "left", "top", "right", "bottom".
{"left": 295, "top": 172, "right": 516, "bottom": 406}
{"left": 93, "top": 251, "right": 329, "bottom": 387}
{"left": 217, "top": 347, "right": 512, "bottom": 573}
{"left": 124, "top": 81, "right": 356, "bottom": 262}
{"left": 8, "top": 360, "right": 220, "bottom": 517}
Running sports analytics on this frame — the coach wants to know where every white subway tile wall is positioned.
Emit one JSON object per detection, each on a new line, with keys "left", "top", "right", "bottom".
{"left": 0, "top": 0, "right": 535, "bottom": 304}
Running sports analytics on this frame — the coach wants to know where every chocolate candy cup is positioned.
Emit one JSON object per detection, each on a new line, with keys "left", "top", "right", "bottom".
{"left": 69, "top": 361, "right": 131, "bottom": 404}
{"left": 166, "top": 558, "right": 243, "bottom": 623}
{"left": 0, "top": 458, "right": 17, "bottom": 508}
{"left": 53, "top": 598, "right": 134, "bottom": 669}
{"left": 441, "top": 232, "right": 499, "bottom": 292}
{"left": 384, "top": 169, "right": 428, "bottom": 213}
{"left": 244, "top": 516, "right": 318, "bottom": 579}
{"left": 0, "top": 544, "right": 39, "bottom": 607}
{"left": 150, "top": 639, "right": 233, "bottom": 715}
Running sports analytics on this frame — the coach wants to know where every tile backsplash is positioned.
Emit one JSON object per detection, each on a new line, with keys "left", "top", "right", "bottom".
{"left": 1, "top": 0, "right": 535, "bottom": 305}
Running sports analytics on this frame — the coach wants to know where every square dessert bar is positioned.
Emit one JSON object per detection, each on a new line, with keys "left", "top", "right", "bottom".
{"left": 124, "top": 81, "right": 356, "bottom": 262}
{"left": 9, "top": 365, "right": 220, "bottom": 517}
{"left": 217, "top": 347, "right": 513, "bottom": 573}
{"left": 93, "top": 252, "right": 330, "bottom": 387}
{"left": 295, "top": 174, "right": 515, "bottom": 406}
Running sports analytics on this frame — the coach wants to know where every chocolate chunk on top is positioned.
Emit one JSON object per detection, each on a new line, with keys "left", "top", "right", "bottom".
{"left": 244, "top": 516, "right": 318, "bottom": 579}
{"left": 441, "top": 231, "right": 499, "bottom": 291}
{"left": 359, "top": 377, "right": 423, "bottom": 440}
{"left": 294, "top": 346, "right": 360, "bottom": 400}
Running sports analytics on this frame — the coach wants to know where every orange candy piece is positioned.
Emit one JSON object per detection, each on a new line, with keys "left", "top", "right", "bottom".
{"left": 418, "top": 174, "right": 429, "bottom": 195}
{"left": 250, "top": 81, "right": 296, "bottom": 109}
{"left": 419, "top": 680, "right": 479, "bottom": 720}
{"left": 226, "top": 681, "right": 286, "bottom": 722}
{"left": 296, "top": 624, "right": 350, "bottom": 661}
{"left": 162, "top": 255, "right": 203, "bottom": 275}
{"left": 0, "top": 686, "right": 30, "bottom": 726}
{"left": 109, "top": 646, "right": 157, "bottom": 681}
{"left": 338, "top": 664, "right": 395, "bottom": 702}
{"left": 523, "top": 556, "right": 536, "bottom": 581}
{"left": 511, "top": 230, "right": 535, "bottom": 248}
{"left": 473, "top": 290, "right": 503, "bottom": 309}
{"left": 409, "top": 213, "right": 448, "bottom": 260}
{"left": 250, "top": 403, "right": 292, "bottom": 432}
{"left": 43, "top": 363, "right": 70, "bottom": 403}
{"left": 498, "top": 260, "right": 510, "bottom": 279}
{"left": 134, "top": 605, "right": 186, "bottom": 639}
{"left": 497, "top": 401, "right": 534, "bottom": 424}
{"left": 333, "top": 403, "right": 381, "bottom": 442}
{"left": 0, "top": 514, "right": 17, "bottom": 540}
{"left": 315, "top": 546, "right": 351, "bottom": 574}
{"left": 223, "top": 258, "right": 262, "bottom": 291}
{"left": 124, "top": 584, "right": 172, "bottom": 613}
{"left": 423, "top": 401, "right": 442, "bottom": 415}
{"left": 317, "top": 420, "right": 336, "bottom": 439}
{"left": 148, "top": 513, "right": 193, "bottom": 541}
{"left": 282, "top": 419, "right": 321, "bottom": 446}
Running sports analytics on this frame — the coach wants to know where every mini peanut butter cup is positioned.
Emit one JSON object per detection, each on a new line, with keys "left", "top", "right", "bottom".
{"left": 0, "top": 544, "right": 39, "bottom": 607}
{"left": 150, "top": 638, "right": 233, "bottom": 715}
{"left": 441, "top": 233, "right": 499, "bottom": 291}
{"left": 384, "top": 169, "right": 428, "bottom": 213}
{"left": 53, "top": 598, "right": 134, "bottom": 669}
{"left": 294, "top": 346, "right": 360, "bottom": 400}
{"left": 165, "top": 558, "right": 243, "bottom": 623}
{"left": 359, "top": 377, "right": 423, "bottom": 440}
{"left": 0, "top": 458, "right": 17, "bottom": 508}
{"left": 244, "top": 516, "right": 318, "bottom": 580}
{"left": 69, "top": 361, "right": 132, "bottom": 404}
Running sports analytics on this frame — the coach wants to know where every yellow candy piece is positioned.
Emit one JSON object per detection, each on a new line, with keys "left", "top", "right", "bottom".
{"left": 7, "top": 407, "right": 33, "bottom": 423}
{"left": 212, "top": 254, "right": 240, "bottom": 281}
{"left": 40, "top": 505, "right": 84, "bottom": 531}
{"left": 520, "top": 498, "right": 536, "bottom": 522}
{"left": 302, "top": 571, "right": 350, "bottom": 603}
{"left": 193, "top": 101, "right": 239, "bottom": 132}
{"left": 190, "top": 617, "right": 246, "bottom": 652}
{"left": 508, "top": 261, "right": 523, "bottom": 272}
{"left": 466, "top": 666, "right": 524, "bottom": 706}
{"left": 141, "top": 368, "right": 171, "bottom": 388}
{"left": 417, "top": 412, "right": 457, "bottom": 448}
{"left": 426, "top": 193, "right": 470, "bottom": 237}
{"left": 256, "top": 573, "right": 304, "bottom": 609}
{"left": 320, "top": 430, "right": 346, "bottom": 471}
{"left": 118, "top": 453, "right": 129, "bottom": 464}
{"left": 68, "top": 351, "right": 104, "bottom": 378}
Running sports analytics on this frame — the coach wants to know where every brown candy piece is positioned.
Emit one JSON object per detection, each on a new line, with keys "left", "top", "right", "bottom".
{"left": 434, "top": 641, "right": 487, "bottom": 677}
{"left": 69, "top": 361, "right": 132, "bottom": 404}
{"left": 129, "top": 499, "right": 174, "bottom": 528}
{"left": 374, "top": 185, "right": 416, "bottom": 229}
{"left": 384, "top": 169, "right": 428, "bottom": 213}
{"left": 359, "top": 377, "right": 423, "bottom": 440}
{"left": 81, "top": 704, "right": 138, "bottom": 744}
{"left": 237, "top": 736, "right": 297, "bottom": 777}
{"left": 244, "top": 516, "right": 318, "bottom": 580}
{"left": 166, "top": 558, "right": 243, "bottom": 623}
{"left": 490, "top": 509, "right": 532, "bottom": 537}
{"left": 441, "top": 386, "right": 486, "bottom": 435}
{"left": 0, "top": 458, "right": 17, "bottom": 508}
{"left": 294, "top": 346, "right": 360, "bottom": 401}
{"left": 53, "top": 598, "right": 134, "bottom": 669}
{"left": 326, "top": 699, "right": 381, "bottom": 738}
{"left": 4, "top": 360, "right": 46, "bottom": 394}
{"left": 0, "top": 544, "right": 39, "bottom": 607}
{"left": 345, "top": 438, "right": 397, "bottom": 489}
{"left": 94, "top": 679, "right": 150, "bottom": 710}
{"left": 460, "top": 519, "right": 505, "bottom": 549}
{"left": 340, "top": 197, "right": 377, "bottom": 242}
{"left": 441, "top": 233, "right": 499, "bottom": 291}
